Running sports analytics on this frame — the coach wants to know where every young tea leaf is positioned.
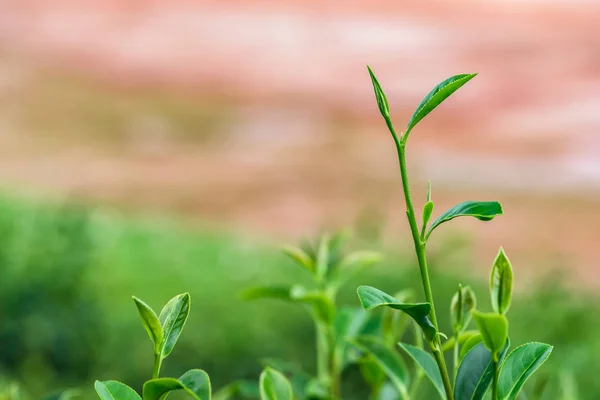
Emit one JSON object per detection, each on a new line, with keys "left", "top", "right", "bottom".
{"left": 454, "top": 341, "right": 509, "bottom": 400}
{"left": 158, "top": 293, "right": 191, "bottom": 359}
{"left": 472, "top": 310, "right": 508, "bottom": 355}
{"left": 397, "top": 342, "right": 445, "bottom": 399}
{"left": 282, "top": 245, "right": 315, "bottom": 274}
{"left": 451, "top": 285, "right": 477, "bottom": 334}
{"left": 94, "top": 381, "right": 141, "bottom": 400}
{"left": 132, "top": 296, "right": 163, "bottom": 354}
{"left": 143, "top": 369, "right": 211, "bottom": 400}
{"left": 490, "top": 248, "right": 514, "bottom": 315}
{"left": 259, "top": 368, "right": 293, "bottom": 400}
{"left": 427, "top": 201, "right": 503, "bottom": 238}
{"left": 497, "top": 342, "right": 553, "bottom": 400}
{"left": 357, "top": 285, "right": 437, "bottom": 341}
{"left": 367, "top": 66, "right": 390, "bottom": 118}
{"left": 422, "top": 201, "right": 435, "bottom": 233}
{"left": 406, "top": 73, "right": 477, "bottom": 135}
{"left": 349, "top": 336, "right": 409, "bottom": 399}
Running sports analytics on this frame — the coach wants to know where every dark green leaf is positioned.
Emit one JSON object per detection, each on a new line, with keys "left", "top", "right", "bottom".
{"left": 357, "top": 285, "right": 436, "bottom": 341}
{"left": 459, "top": 334, "right": 483, "bottom": 361}
{"left": 490, "top": 248, "right": 514, "bottom": 315}
{"left": 143, "top": 369, "right": 211, "bottom": 400}
{"left": 497, "top": 343, "right": 553, "bottom": 400}
{"left": 407, "top": 73, "right": 477, "bottom": 134}
{"left": 349, "top": 336, "right": 409, "bottom": 398}
{"left": 290, "top": 285, "right": 334, "bottom": 322}
{"left": 132, "top": 296, "right": 163, "bottom": 353}
{"left": 427, "top": 201, "right": 503, "bottom": 238}
{"left": 397, "top": 342, "right": 445, "bottom": 399}
{"left": 367, "top": 66, "right": 390, "bottom": 118}
{"left": 454, "top": 341, "right": 509, "bottom": 400}
{"left": 242, "top": 286, "right": 292, "bottom": 301}
{"left": 158, "top": 293, "right": 191, "bottom": 358}
{"left": 282, "top": 245, "right": 314, "bottom": 273}
{"left": 94, "top": 381, "right": 141, "bottom": 400}
{"left": 472, "top": 310, "right": 508, "bottom": 355}
{"left": 259, "top": 368, "right": 293, "bottom": 400}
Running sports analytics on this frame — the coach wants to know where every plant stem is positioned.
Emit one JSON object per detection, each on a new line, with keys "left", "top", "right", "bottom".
{"left": 453, "top": 331, "right": 460, "bottom": 381}
{"left": 152, "top": 353, "right": 162, "bottom": 379}
{"left": 387, "top": 119, "right": 454, "bottom": 400}
{"left": 492, "top": 356, "right": 499, "bottom": 400}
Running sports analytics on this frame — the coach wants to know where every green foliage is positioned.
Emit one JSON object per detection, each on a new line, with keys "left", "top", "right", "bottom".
{"left": 259, "top": 368, "right": 293, "bottom": 400}
{"left": 497, "top": 343, "right": 553, "bottom": 400}
{"left": 398, "top": 342, "right": 445, "bottom": 399}
{"left": 454, "top": 342, "right": 508, "bottom": 400}
{"left": 427, "top": 201, "right": 503, "bottom": 239}
{"left": 143, "top": 370, "right": 211, "bottom": 400}
{"left": 471, "top": 311, "right": 509, "bottom": 356}
{"left": 490, "top": 248, "right": 514, "bottom": 315}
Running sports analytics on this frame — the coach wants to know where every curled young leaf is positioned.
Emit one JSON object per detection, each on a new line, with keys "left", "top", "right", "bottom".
{"left": 143, "top": 369, "right": 211, "bottom": 400}
{"left": 406, "top": 73, "right": 477, "bottom": 136}
{"left": 490, "top": 247, "right": 513, "bottom": 315}
{"left": 367, "top": 66, "right": 390, "bottom": 118}
{"left": 259, "top": 368, "right": 293, "bottom": 400}
{"left": 357, "top": 285, "right": 436, "bottom": 341}
{"left": 497, "top": 342, "right": 553, "bottom": 400}
{"left": 132, "top": 296, "right": 163, "bottom": 354}
{"left": 450, "top": 285, "right": 477, "bottom": 334}
{"left": 427, "top": 201, "right": 503, "bottom": 238}
{"left": 158, "top": 293, "right": 191, "bottom": 359}
{"left": 472, "top": 310, "right": 508, "bottom": 356}
{"left": 94, "top": 381, "right": 141, "bottom": 400}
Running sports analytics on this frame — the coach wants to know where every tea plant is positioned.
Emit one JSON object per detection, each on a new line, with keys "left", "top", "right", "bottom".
{"left": 353, "top": 67, "right": 553, "bottom": 399}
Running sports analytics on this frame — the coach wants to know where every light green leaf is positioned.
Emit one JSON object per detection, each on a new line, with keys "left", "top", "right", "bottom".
{"left": 490, "top": 248, "right": 514, "bottom": 315}
{"left": 407, "top": 73, "right": 477, "bottom": 134}
{"left": 498, "top": 343, "right": 553, "bottom": 400}
{"left": 242, "top": 286, "right": 292, "bottom": 301}
{"left": 143, "top": 369, "right": 211, "bottom": 400}
{"left": 259, "top": 368, "right": 293, "bottom": 400}
{"left": 357, "top": 285, "right": 436, "bottom": 341}
{"left": 367, "top": 66, "right": 390, "bottom": 118}
{"left": 450, "top": 285, "right": 477, "bottom": 334}
{"left": 422, "top": 201, "right": 434, "bottom": 232}
{"left": 290, "top": 285, "right": 334, "bottom": 322}
{"left": 427, "top": 201, "right": 502, "bottom": 238}
{"left": 158, "top": 293, "right": 191, "bottom": 358}
{"left": 349, "top": 336, "right": 409, "bottom": 398}
{"left": 454, "top": 341, "right": 509, "bottom": 400}
{"left": 441, "top": 330, "right": 479, "bottom": 353}
{"left": 397, "top": 342, "right": 444, "bottom": 399}
{"left": 132, "top": 296, "right": 163, "bottom": 353}
{"left": 459, "top": 334, "right": 483, "bottom": 361}
{"left": 472, "top": 310, "right": 508, "bottom": 355}
{"left": 94, "top": 381, "right": 141, "bottom": 400}
{"left": 282, "top": 245, "right": 314, "bottom": 273}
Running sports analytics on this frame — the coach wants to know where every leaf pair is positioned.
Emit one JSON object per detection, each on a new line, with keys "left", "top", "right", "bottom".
{"left": 95, "top": 370, "right": 211, "bottom": 400}
{"left": 133, "top": 293, "right": 191, "bottom": 361}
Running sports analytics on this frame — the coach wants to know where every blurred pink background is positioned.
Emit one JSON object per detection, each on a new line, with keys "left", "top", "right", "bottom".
{"left": 0, "top": 0, "right": 599, "bottom": 281}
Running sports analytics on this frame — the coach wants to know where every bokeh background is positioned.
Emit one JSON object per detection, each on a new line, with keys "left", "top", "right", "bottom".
{"left": 0, "top": 0, "right": 599, "bottom": 398}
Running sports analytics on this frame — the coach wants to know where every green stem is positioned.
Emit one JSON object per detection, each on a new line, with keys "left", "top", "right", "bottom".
{"left": 387, "top": 119, "right": 454, "bottom": 400}
{"left": 152, "top": 353, "right": 162, "bottom": 379}
{"left": 453, "top": 331, "right": 460, "bottom": 381}
{"left": 316, "top": 320, "right": 330, "bottom": 383}
{"left": 492, "top": 355, "right": 499, "bottom": 400}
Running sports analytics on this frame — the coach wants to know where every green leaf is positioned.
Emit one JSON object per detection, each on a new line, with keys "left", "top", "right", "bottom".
{"left": 497, "top": 343, "right": 553, "bottom": 400}
{"left": 422, "top": 201, "right": 435, "bottom": 232}
{"left": 367, "top": 66, "right": 390, "bottom": 118}
{"left": 158, "top": 293, "right": 191, "bottom": 358}
{"left": 282, "top": 245, "right": 314, "bottom": 273}
{"left": 94, "top": 381, "right": 141, "bottom": 400}
{"left": 242, "top": 286, "right": 292, "bottom": 301}
{"left": 427, "top": 201, "right": 502, "bottom": 238}
{"left": 143, "top": 369, "right": 211, "bottom": 400}
{"left": 472, "top": 310, "right": 508, "bottom": 355}
{"left": 259, "top": 368, "right": 293, "bottom": 400}
{"left": 397, "top": 342, "right": 445, "bottom": 399}
{"left": 459, "top": 333, "right": 483, "bottom": 361}
{"left": 454, "top": 341, "right": 509, "bottom": 400}
{"left": 450, "top": 285, "right": 477, "bottom": 333}
{"left": 490, "top": 248, "right": 514, "bottom": 315}
{"left": 290, "top": 285, "right": 334, "bottom": 322}
{"left": 132, "top": 296, "right": 163, "bottom": 353}
{"left": 407, "top": 73, "right": 477, "bottom": 134}
{"left": 441, "top": 330, "right": 479, "bottom": 353}
{"left": 357, "top": 285, "right": 436, "bottom": 341}
{"left": 349, "top": 336, "right": 409, "bottom": 398}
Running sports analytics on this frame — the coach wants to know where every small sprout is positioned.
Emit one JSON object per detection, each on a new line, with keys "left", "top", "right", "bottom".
{"left": 490, "top": 247, "right": 513, "bottom": 315}
{"left": 450, "top": 285, "right": 477, "bottom": 334}
{"left": 367, "top": 66, "right": 390, "bottom": 118}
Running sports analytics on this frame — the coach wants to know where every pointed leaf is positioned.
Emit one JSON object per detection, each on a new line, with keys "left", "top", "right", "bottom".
{"left": 490, "top": 248, "right": 514, "bottom": 315}
{"left": 427, "top": 201, "right": 502, "bottom": 238}
{"left": 349, "top": 336, "right": 409, "bottom": 398}
{"left": 282, "top": 245, "right": 314, "bottom": 273}
{"left": 422, "top": 201, "right": 434, "bottom": 232}
{"left": 143, "top": 369, "right": 211, "bottom": 400}
{"left": 497, "top": 343, "right": 553, "bottom": 400}
{"left": 158, "top": 293, "right": 191, "bottom": 358}
{"left": 407, "top": 73, "right": 477, "bottom": 134}
{"left": 454, "top": 341, "right": 509, "bottom": 400}
{"left": 259, "top": 368, "right": 293, "bottom": 400}
{"left": 242, "top": 286, "right": 292, "bottom": 301}
{"left": 357, "top": 285, "right": 436, "bottom": 341}
{"left": 132, "top": 296, "right": 163, "bottom": 353}
{"left": 472, "top": 310, "right": 508, "bottom": 355}
{"left": 94, "top": 381, "right": 141, "bottom": 400}
{"left": 367, "top": 66, "right": 390, "bottom": 118}
{"left": 397, "top": 342, "right": 445, "bottom": 399}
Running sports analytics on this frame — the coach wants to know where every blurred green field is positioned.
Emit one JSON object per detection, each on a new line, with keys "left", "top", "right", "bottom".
{"left": 0, "top": 194, "right": 595, "bottom": 399}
